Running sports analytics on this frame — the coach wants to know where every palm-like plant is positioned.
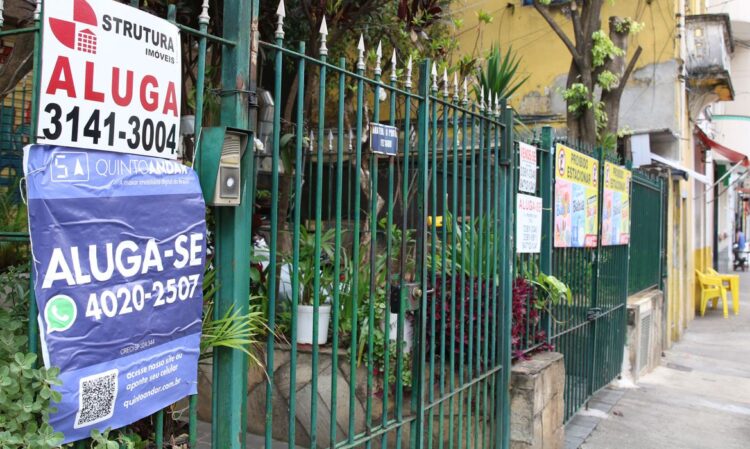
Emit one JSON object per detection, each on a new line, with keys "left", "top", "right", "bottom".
{"left": 201, "top": 266, "right": 266, "bottom": 368}
{"left": 475, "top": 46, "right": 529, "bottom": 103}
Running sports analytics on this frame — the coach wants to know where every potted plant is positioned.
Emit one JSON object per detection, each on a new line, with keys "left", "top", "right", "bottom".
{"left": 292, "top": 226, "right": 337, "bottom": 345}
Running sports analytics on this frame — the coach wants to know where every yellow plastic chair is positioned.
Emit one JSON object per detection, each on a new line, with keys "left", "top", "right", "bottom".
{"left": 695, "top": 270, "right": 729, "bottom": 318}
{"left": 708, "top": 268, "right": 740, "bottom": 315}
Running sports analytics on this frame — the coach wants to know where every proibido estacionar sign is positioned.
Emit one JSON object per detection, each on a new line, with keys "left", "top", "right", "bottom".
{"left": 38, "top": 0, "right": 181, "bottom": 159}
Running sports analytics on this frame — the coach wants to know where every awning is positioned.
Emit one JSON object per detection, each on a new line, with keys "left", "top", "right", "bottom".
{"left": 695, "top": 127, "right": 750, "bottom": 167}
{"left": 649, "top": 153, "right": 711, "bottom": 184}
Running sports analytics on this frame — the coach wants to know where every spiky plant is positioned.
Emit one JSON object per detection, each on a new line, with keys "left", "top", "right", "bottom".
{"left": 475, "top": 46, "right": 529, "bottom": 103}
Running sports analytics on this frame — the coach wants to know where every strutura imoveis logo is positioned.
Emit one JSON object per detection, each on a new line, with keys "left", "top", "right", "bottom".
{"left": 49, "top": 0, "right": 98, "bottom": 54}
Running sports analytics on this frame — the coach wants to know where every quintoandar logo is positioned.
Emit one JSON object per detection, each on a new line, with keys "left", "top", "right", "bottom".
{"left": 48, "top": 0, "right": 99, "bottom": 54}
{"left": 45, "top": 294, "right": 78, "bottom": 333}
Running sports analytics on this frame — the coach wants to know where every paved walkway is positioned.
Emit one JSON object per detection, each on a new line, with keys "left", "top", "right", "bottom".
{"left": 569, "top": 269, "right": 750, "bottom": 449}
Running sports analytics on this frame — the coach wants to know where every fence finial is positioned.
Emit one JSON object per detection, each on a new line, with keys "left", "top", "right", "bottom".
{"left": 390, "top": 49, "right": 398, "bottom": 82}
{"left": 357, "top": 34, "right": 366, "bottom": 70}
{"left": 462, "top": 78, "right": 468, "bottom": 104}
{"left": 443, "top": 68, "right": 449, "bottom": 97}
{"left": 375, "top": 41, "right": 382, "bottom": 75}
{"left": 453, "top": 73, "right": 459, "bottom": 101}
{"left": 33, "top": 0, "right": 41, "bottom": 21}
{"left": 198, "top": 0, "right": 210, "bottom": 25}
{"left": 348, "top": 129, "right": 354, "bottom": 151}
{"left": 275, "top": 0, "right": 286, "bottom": 39}
{"left": 495, "top": 92, "right": 500, "bottom": 116}
{"left": 431, "top": 63, "right": 438, "bottom": 92}
{"left": 309, "top": 130, "right": 315, "bottom": 153}
{"left": 405, "top": 55, "right": 413, "bottom": 89}
{"left": 328, "top": 130, "right": 334, "bottom": 152}
{"left": 480, "top": 85, "right": 485, "bottom": 112}
{"left": 319, "top": 16, "right": 328, "bottom": 56}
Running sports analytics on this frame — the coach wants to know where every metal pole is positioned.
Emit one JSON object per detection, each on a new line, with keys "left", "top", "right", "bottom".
{"left": 500, "top": 103, "right": 514, "bottom": 449}
{"left": 540, "top": 126, "right": 554, "bottom": 347}
{"left": 414, "top": 58, "right": 431, "bottom": 449}
{"left": 213, "top": 1, "right": 253, "bottom": 448}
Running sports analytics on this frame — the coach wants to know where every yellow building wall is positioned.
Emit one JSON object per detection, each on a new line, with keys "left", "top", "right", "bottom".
{"left": 453, "top": 0, "right": 679, "bottom": 115}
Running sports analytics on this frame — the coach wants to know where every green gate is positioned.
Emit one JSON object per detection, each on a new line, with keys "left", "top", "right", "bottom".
{"left": 628, "top": 171, "right": 666, "bottom": 295}
{"left": 535, "top": 129, "right": 631, "bottom": 422}
{"left": 1, "top": 1, "right": 515, "bottom": 448}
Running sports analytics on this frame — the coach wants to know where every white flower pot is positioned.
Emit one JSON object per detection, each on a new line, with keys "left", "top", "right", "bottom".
{"left": 297, "top": 304, "right": 331, "bottom": 345}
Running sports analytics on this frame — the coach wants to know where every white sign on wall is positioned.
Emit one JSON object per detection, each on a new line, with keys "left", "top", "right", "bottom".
{"left": 38, "top": 0, "right": 182, "bottom": 159}
{"left": 516, "top": 193, "right": 542, "bottom": 254}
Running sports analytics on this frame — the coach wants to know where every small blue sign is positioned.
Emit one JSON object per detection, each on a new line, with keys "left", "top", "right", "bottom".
{"left": 370, "top": 123, "right": 399, "bottom": 156}
{"left": 25, "top": 145, "right": 206, "bottom": 443}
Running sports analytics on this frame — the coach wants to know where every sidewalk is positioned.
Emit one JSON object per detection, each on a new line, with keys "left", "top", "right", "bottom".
{"left": 572, "top": 270, "right": 750, "bottom": 449}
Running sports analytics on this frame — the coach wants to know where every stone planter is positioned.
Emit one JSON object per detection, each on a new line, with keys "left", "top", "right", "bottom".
{"left": 510, "top": 352, "right": 565, "bottom": 449}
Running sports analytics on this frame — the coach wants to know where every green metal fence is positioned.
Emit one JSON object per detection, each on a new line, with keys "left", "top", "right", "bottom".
{"left": 1, "top": 1, "right": 517, "bottom": 448}
{"left": 628, "top": 171, "right": 665, "bottom": 295}
{"left": 255, "top": 22, "right": 515, "bottom": 446}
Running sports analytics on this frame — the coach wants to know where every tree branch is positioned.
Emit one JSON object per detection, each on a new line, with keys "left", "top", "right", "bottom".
{"left": 614, "top": 46, "right": 642, "bottom": 97}
{"left": 533, "top": 1, "right": 582, "bottom": 67}
{"left": 569, "top": 1, "right": 585, "bottom": 49}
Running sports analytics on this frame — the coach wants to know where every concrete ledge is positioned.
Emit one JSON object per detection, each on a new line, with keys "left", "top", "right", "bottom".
{"left": 511, "top": 352, "right": 565, "bottom": 449}
{"left": 626, "top": 289, "right": 664, "bottom": 382}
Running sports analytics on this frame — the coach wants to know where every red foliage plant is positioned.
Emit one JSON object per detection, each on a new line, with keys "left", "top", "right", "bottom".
{"left": 512, "top": 276, "right": 554, "bottom": 361}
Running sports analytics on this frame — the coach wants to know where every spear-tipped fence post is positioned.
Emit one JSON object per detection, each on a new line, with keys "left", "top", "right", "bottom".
{"left": 261, "top": 2, "right": 285, "bottom": 448}
{"left": 406, "top": 55, "right": 413, "bottom": 89}
{"left": 431, "top": 62, "right": 438, "bottom": 92}
{"left": 453, "top": 73, "right": 459, "bottom": 103}
{"left": 275, "top": 0, "right": 285, "bottom": 39}
{"left": 375, "top": 40, "right": 382, "bottom": 76}
{"left": 442, "top": 68, "right": 449, "bottom": 98}
{"left": 319, "top": 16, "right": 328, "bottom": 56}
{"left": 357, "top": 34, "right": 365, "bottom": 71}
{"left": 391, "top": 49, "right": 398, "bottom": 83}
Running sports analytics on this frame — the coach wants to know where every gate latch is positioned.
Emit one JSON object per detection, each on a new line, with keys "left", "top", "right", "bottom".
{"left": 587, "top": 308, "right": 603, "bottom": 321}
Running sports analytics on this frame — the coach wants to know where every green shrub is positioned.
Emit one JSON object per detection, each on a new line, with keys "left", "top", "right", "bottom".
{"left": 0, "top": 268, "right": 63, "bottom": 449}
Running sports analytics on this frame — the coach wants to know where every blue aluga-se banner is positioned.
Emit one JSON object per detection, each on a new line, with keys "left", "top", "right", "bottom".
{"left": 24, "top": 145, "right": 206, "bottom": 443}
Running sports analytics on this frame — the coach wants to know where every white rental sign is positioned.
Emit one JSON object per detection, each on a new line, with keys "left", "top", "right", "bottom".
{"left": 38, "top": 0, "right": 181, "bottom": 159}
{"left": 516, "top": 193, "right": 542, "bottom": 254}
{"left": 518, "top": 142, "right": 537, "bottom": 194}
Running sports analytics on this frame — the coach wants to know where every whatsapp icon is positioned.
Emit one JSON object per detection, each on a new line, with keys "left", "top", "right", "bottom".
{"left": 45, "top": 295, "right": 77, "bottom": 333}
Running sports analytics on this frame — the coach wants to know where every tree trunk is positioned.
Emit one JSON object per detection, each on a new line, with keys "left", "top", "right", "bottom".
{"left": 601, "top": 17, "right": 642, "bottom": 138}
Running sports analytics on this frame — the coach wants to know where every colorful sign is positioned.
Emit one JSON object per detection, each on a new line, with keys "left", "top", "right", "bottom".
{"left": 518, "top": 142, "right": 537, "bottom": 194}
{"left": 370, "top": 123, "right": 399, "bottom": 156}
{"left": 602, "top": 161, "right": 631, "bottom": 245}
{"left": 516, "top": 193, "right": 543, "bottom": 254}
{"left": 38, "top": 0, "right": 181, "bottom": 159}
{"left": 554, "top": 144, "right": 599, "bottom": 248}
{"left": 25, "top": 145, "right": 206, "bottom": 443}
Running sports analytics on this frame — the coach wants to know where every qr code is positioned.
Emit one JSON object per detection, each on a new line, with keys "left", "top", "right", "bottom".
{"left": 74, "top": 369, "right": 118, "bottom": 428}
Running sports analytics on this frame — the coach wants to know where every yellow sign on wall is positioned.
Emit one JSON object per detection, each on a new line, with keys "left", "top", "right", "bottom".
{"left": 602, "top": 162, "right": 631, "bottom": 245}
{"left": 554, "top": 144, "right": 599, "bottom": 248}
